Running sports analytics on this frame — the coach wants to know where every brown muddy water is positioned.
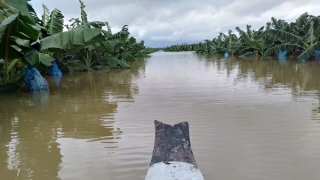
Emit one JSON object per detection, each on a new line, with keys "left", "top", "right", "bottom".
{"left": 1, "top": 51, "right": 320, "bottom": 180}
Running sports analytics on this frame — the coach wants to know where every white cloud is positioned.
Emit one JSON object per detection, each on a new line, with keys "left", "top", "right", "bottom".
{"left": 31, "top": 0, "right": 320, "bottom": 47}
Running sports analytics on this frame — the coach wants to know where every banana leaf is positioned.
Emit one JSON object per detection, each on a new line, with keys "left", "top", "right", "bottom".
{"left": 0, "top": 13, "right": 53, "bottom": 69}
{"left": 265, "top": 29, "right": 302, "bottom": 42}
{"left": 39, "top": 53, "right": 54, "bottom": 66}
{"left": 99, "top": 56, "right": 130, "bottom": 69}
{"left": 239, "top": 52, "right": 255, "bottom": 58}
{"left": 297, "top": 42, "right": 320, "bottom": 60}
{"left": 40, "top": 27, "right": 105, "bottom": 53}
{"left": 0, "top": 0, "right": 31, "bottom": 22}
{"left": 1, "top": 14, "right": 43, "bottom": 70}
{"left": 41, "top": 4, "right": 50, "bottom": 26}
{"left": 21, "top": 48, "right": 53, "bottom": 66}
{"left": 3, "top": 0, "right": 31, "bottom": 16}
{"left": 46, "top": 8, "right": 64, "bottom": 35}
{"left": 0, "top": 13, "right": 40, "bottom": 45}
{"left": 67, "top": 60, "right": 94, "bottom": 72}
{"left": 0, "top": 14, "right": 21, "bottom": 61}
{"left": 122, "top": 52, "right": 135, "bottom": 61}
{"left": 88, "top": 41, "right": 113, "bottom": 53}
{"left": 305, "top": 21, "right": 317, "bottom": 44}
{"left": 93, "top": 65, "right": 111, "bottom": 71}
{"left": 89, "top": 21, "right": 108, "bottom": 29}
{"left": 265, "top": 44, "right": 299, "bottom": 56}
{"left": 79, "top": 0, "right": 88, "bottom": 25}
{"left": 27, "top": 1, "right": 40, "bottom": 24}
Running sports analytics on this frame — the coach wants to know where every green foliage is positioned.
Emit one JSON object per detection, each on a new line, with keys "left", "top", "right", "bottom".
{"left": 0, "top": 0, "right": 31, "bottom": 21}
{"left": 265, "top": 44, "right": 299, "bottom": 56}
{"left": 40, "top": 27, "right": 105, "bottom": 53}
{"left": 165, "top": 12, "right": 320, "bottom": 61}
{"left": 266, "top": 29, "right": 302, "bottom": 42}
{"left": 99, "top": 56, "right": 130, "bottom": 69}
{"left": 41, "top": 4, "right": 50, "bottom": 26}
{"left": 45, "top": 9, "right": 64, "bottom": 35}
{"left": 79, "top": 0, "right": 88, "bottom": 26}
{"left": 0, "top": 0, "right": 150, "bottom": 89}
{"left": 0, "top": 13, "right": 54, "bottom": 84}
{"left": 27, "top": 1, "right": 40, "bottom": 24}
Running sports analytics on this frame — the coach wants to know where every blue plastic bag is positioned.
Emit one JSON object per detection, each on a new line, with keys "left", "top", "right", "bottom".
{"left": 278, "top": 57, "right": 287, "bottom": 65}
{"left": 278, "top": 51, "right": 287, "bottom": 58}
{"left": 24, "top": 66, "right": 48, "bottom": 92}
{"left": 50, "top": 76, "right": 62, "bottom": 89}
{"left": 49, "top": 61, "right": 62, "bottom": 76}
{"left": 224, "top": 52, "right": 229, "bottom": 58}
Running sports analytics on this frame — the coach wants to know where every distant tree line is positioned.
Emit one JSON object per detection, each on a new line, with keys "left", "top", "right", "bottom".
{"left": 165, "top": 12, "right": 320, "bottom": 61}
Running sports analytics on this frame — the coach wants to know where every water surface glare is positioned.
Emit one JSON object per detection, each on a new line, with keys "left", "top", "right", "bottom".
{"left": 1, "top": 51, "right": 320, "bottom": 180}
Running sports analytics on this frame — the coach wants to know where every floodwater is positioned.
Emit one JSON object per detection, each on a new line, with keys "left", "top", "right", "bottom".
{"left": 1, "top": 51, "right": 320, "bottom": 180}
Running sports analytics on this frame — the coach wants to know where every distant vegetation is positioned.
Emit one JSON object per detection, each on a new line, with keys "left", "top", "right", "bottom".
{"left": 165, "top": 13, "right": 320, "bottom": 61}
{"left": 0, "top": 0, "right": 156, "bottom": 93}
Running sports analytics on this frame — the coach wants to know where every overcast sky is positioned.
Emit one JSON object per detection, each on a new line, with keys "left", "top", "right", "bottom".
{"left": 31, "top": 0, "right": 320, "bottom": 47}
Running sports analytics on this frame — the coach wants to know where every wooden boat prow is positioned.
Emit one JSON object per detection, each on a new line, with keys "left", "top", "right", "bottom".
{"left": 145, "top": 120, "right": 204, "bottom": 180}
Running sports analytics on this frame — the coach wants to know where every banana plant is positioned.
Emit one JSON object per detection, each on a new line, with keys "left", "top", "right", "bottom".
{"left": 40, "top": 1, "right": 106, "bottom": 52}
{"left": 270, "top": 17, "right": 290, "bottom": 31}
{"left": 299, "top": 20, "right": 320, "bottom": 60}
{"left": 0, "top": 0, "right": 33, "bottom": 22}
{"left": 40, "top": 27, "right": 105, "bottom": 53}
{"left": 236, "top": 25, "right": 271, "bottom": 57}
{"left": 124, "top": 38, "right": 149, "bottom": 59}
{"left": 45, "top": 8, "right": 64, "bottom": 35}
{"left": 51, "top": 0, "right": 130, "bottom": 70}
{"left": 264, "top": 16, "right": 301, "bottom": 56}
{"left": 290, "top": 12, "right": 317, "bottom": 37}
{"left": 0, "top": 12, "right": 54, "bottom": 84}
{"left": 210, "top": 34, "right": 226, "bottom": 54}
{"left": 77, "top": 0, "right": 131, "bottom": 63}
{"left": 225, "top": 30, "right": 240, "bottom": 56}
{"left": 77, "top": 0, "right": 129, "bottom": 56}
{"left": 41, "top": 4, "right": 50, "bottom": 25}
{"left": 264, "top": 29, "right": 301, "bottom": 56}
{"left": 265, "top": 20, "right": 320, "bottom": 60}
{"left": 196, "top": 39, "right": 217, "bottom": 54}
{"left": 215, "top": 30, "right": 241, "bottom": 56}
{"left": 0, "top": 1, "right": 63, "bottom": 87}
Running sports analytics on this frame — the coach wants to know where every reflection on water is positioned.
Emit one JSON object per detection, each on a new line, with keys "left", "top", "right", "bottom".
{"left": 30, "top": 91, "right": 49, "bottom": 111}
{"left": 50, "top": 76, "right": 62, "bottom": 89}
{"left": 278, "top": 57, "right": 287, "bottom": 65}
{"left": 1, "top": 53, "right": 320, "bottom": 180}
{"left": 0, "top": 58, "right": 146, "bottom": 180}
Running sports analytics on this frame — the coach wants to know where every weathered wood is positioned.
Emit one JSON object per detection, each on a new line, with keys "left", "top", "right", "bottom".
{"left": 149, "top": 120, "right": 197, "bottom": 167}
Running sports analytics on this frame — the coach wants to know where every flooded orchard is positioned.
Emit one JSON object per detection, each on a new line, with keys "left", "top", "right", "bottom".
{"left": 1, "top": 51, "right": 320, "bottom": 180}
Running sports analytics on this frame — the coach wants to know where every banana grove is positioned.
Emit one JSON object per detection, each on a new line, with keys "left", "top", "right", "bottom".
{"left": 165, "top": 13, "right": 320, "bottom": 61}
{"left": 0, "top": 0, "right": 152, "bottom": 93}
